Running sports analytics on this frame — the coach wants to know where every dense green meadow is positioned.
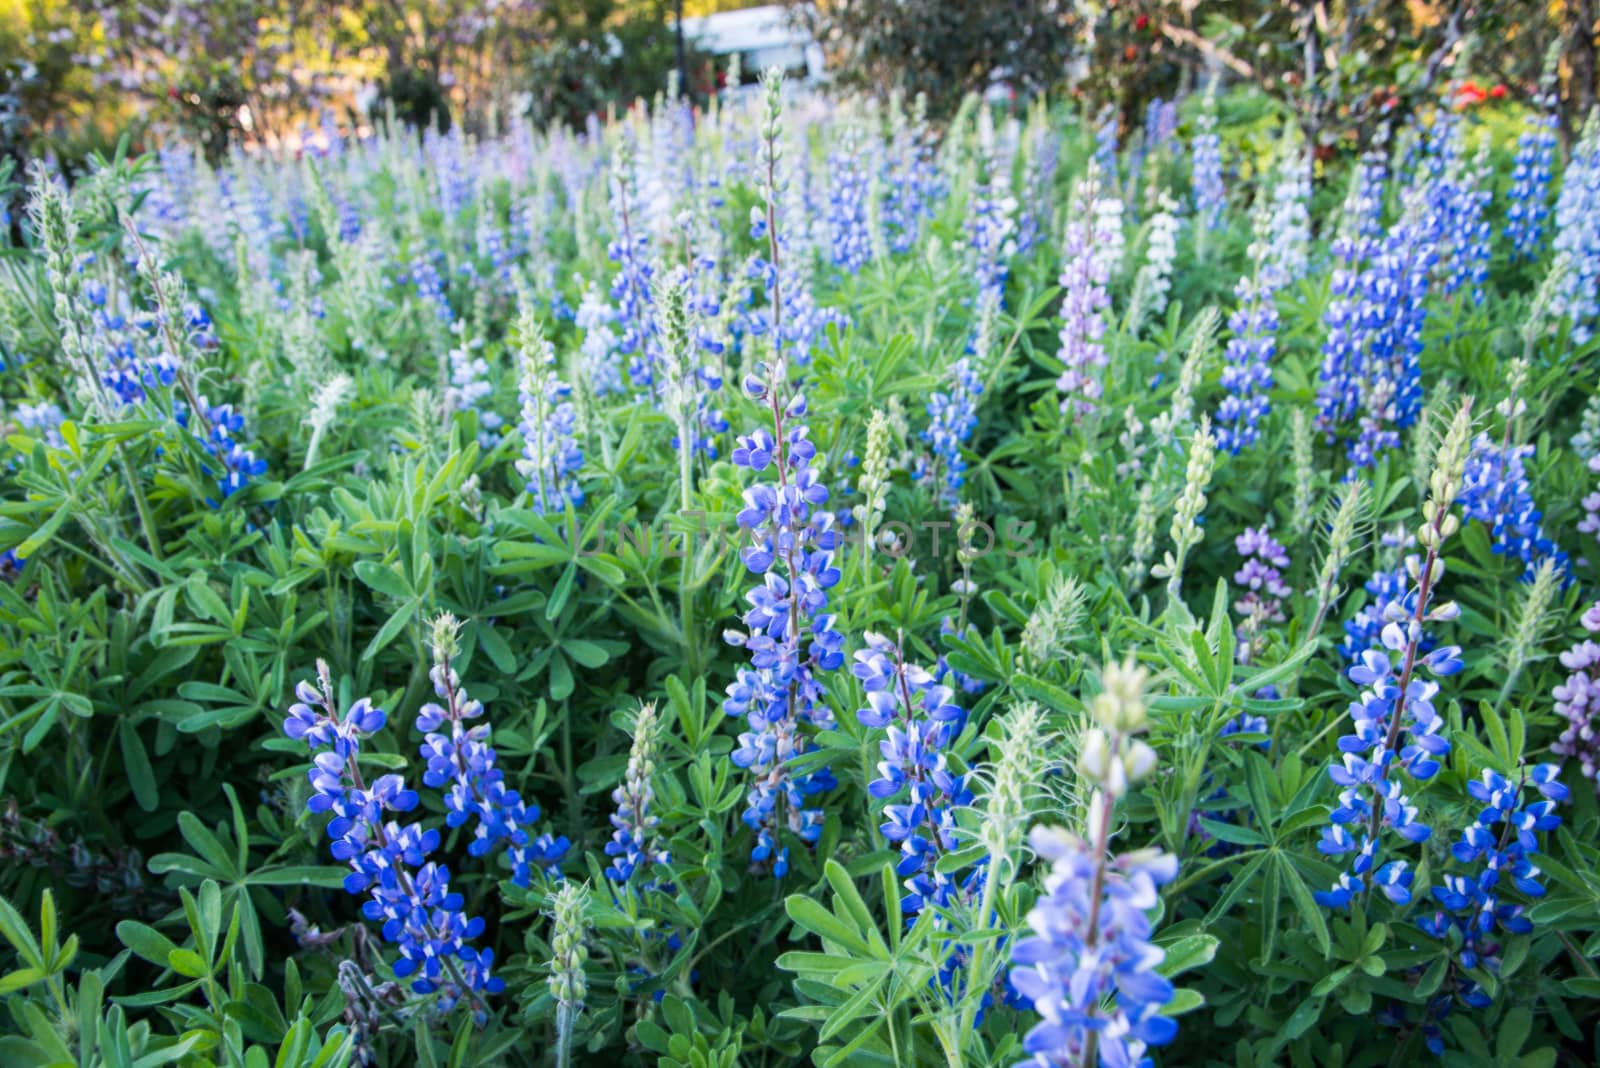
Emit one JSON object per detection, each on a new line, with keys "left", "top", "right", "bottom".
{"left": 0, "top": 71, "right": 1598, "bottom": 1068}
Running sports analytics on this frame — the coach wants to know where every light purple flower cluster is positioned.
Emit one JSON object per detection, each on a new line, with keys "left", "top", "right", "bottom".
{"left": 416, "top": 649, "right": 568, "bottom": 887}
{"left": 1233, "top": 527, "right": 1290, "bottom": 665}
{"left": 721, "top": 367, "right": 844, "bottom": 877}
{"left": 1015, "top": 121, "right": 1059, "bottom": 259}
{"left": 880, "top": 100, "right": 940, "bottom": 255}
{"left": 283, "top": 663, "right": 502, "bottom": 1003}
{"left": 852, "top": 632, "right": 972, "bottom": 915}
{"left": 965, "top": 120, "right": 1016, "bottom": 307}
{"left": 1010, "top": 826, "right": 1179, "bottom": 1068}
{"left": 408, "top": 252, "right": 454, "bottom": 325}
{"left": 1553, "top": 601, "right": 1600, "bottom": 794}
{"left": 1054, "top": 172, "right": 1112, "bottom": 417}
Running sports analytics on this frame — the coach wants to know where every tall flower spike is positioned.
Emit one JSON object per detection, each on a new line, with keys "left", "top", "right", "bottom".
{"left": 721, "top": 70, "right": 846, "bottom": 878}
{"left": 283, "top": 659, "right": 502, "bottom": 1003}
{"left": 417, "top": 614, "right": 569, "bottom": 886}
{"left": 1315, "top": 400, "right": 1474, "bottom": 910}
{"left": 1054, "top": 166, "right": 1113, "bottom": 417}
{"left": 547, "top": 879, "right": 591, "bottom": 1068}
{"left": 1010, "top": 659, "right": 1180, "bottom": 1068}
{"left": 513, "top": 309, "right": 584, "bottom": 515}
{"left": 604, "top": 702, "right": 669, "bottom": 883}
{"left": 852, "top": 631, "right": 972, "bottom": 915}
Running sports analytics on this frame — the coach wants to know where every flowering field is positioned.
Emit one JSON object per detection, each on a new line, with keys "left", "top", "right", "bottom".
{"left": 1, "top": 69, "right": 1599, "bottom": 1068}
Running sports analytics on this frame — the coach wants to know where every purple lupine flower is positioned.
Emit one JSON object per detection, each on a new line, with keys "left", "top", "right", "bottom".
{"left": 574, "top": 282, "right": 625, "bottom": 396}
{"left": 416, "top": 630, "right": 568, "bottom": 886}
{"left": 1233, "top": 526, "right": 1290, "bottom": 665}
{"left": 283, "top": 662, "right": 503, "bottom": 1002}
{"left": 1553, "top": 601, "right": 1600, "bottom": 794}
{"left": 1054, "top": 170, "right": 1113, "bottom": 417}
{"left": 1506, "top": 90, "right": 1559, "bottom": 260}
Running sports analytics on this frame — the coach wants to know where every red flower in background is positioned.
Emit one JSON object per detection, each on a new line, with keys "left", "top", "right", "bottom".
{"left": 1453, "top": 81, "right": 1487, "bottom": 109}
{"left": 1490, "top": 84, "right": 1507, "bottom": 100}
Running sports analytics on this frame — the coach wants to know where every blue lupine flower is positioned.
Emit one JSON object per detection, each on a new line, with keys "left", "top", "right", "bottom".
{"left": 1190, "top": 95, "right": 1225, "bottom": 233}
{"left": 721, "top": 356, "right": 844, "bottom": 876}
{"left": 1422, "top": 114, "right": 1491, "bottom": 304}
{"left": 604, "top": 704, "right": 669, "bottom": 884}
{"left": 188, "top": 399, "right": 268, "bottom": 501}
{"left": 16, "top": 401, "right": 65, "bottom": 448}
{"left": 1014, "top": 119, "right": 1060, "bottom": 259}
{"left": 1233, "top": 526, "right": 1290, "bottom": 665}
{"left": 1345, "top": 195, "right": 1435, "bottom": 468}
{"left": 408, "top": 251, "right": 454, "bottom": 325}
{"left": 1217, "top": 205, "right": 1284, "bottom": 454}
{"left": 1094, "top": 105, "right": 1120, "bottom": 191}
{"left": 1506, "top": 92, "right": 1558, "bottom": 260}
{"left": 966, "top": 112, "right": 1016, "bottom": 307}
{"left": 283, "top": 665, "right": 503, "bottom": 1001}
{"left": 1315, "top": 153, "right": 1387, "bottom": 437}
{"left": 1416, "top": 766, "right": 1568, "bottom": 1014}
{"left": 1457, "top": 433, "right": 1568, "bottom": 578}
{"left": 445, "top": 335, "right": 505, "bottom": 449}
{"left": 919, "top": 358, "right": 982, "bottom": 507}
{"left": 514, "top": 325, "right": 584, "bottom": 515}
{"left": 1316, "top": 609, "right": 1464, "bottom": 909}
{"left": 852, "top": 632, "right": 971, "bottom": 914}
{"left": 1550, "top": 115, "right": 1600, "bottom": 341}
{"left": 607, "top": 149, "right": 659, "bottom": 390}
{"left": 1342, "top": 561, "right": 1434, "bottom": 662}
{"left": 825, "top": 126, "right": 871, "bottom": 274}
{"left": 1009, "top": 826, "right": 1180, "bottom": 1068}
{"left": 880, "top": 99, "right": 940, "bottom": 255}
{"left": 416, "top": 652, "right": 568, "bottom": 887}
{"left": 574, "top": 282, "right": 625, "bottom": 397}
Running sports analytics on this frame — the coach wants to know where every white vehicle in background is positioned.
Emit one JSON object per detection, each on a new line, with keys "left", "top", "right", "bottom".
{"left": 677, "top": 4, "right": 826, "bottom": 87}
